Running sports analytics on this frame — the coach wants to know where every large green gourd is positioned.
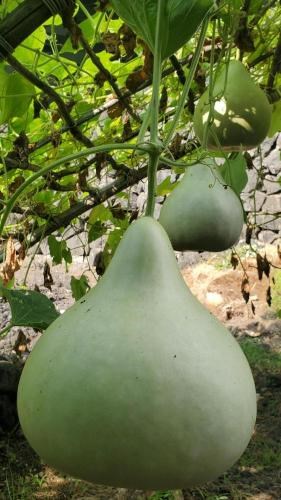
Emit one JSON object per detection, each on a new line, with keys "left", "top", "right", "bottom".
{"left": 193, "top": 60, "right": 272, "bottom": 151}
{"left": 110, "top": 0, "right": 215, "bottom": 60}
{"left": 159, "top": 162, "right": 244, "bottom": 251}
{"left": 17, "top": 217, "right": 256, "bottom": 489}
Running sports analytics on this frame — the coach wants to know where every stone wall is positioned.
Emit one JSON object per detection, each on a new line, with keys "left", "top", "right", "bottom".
{"left": 57, "top": 132, "right": 281, "bottom": 268}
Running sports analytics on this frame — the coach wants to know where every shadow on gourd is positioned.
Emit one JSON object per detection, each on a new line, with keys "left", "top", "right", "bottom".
{"left": 159, "top": 161, "right": 244, "bottom": 252}
{"left": 194, "top": 60, "right": 272, "bottom": 151}
{"left": 17, "top": 217, "right": 256, "bottom": 490}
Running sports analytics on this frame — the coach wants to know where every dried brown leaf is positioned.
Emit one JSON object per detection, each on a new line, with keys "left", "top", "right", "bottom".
{"left": 230, "top": 251, "right": 239, "bottom": 270}
{"left": 43, "top": 261, "right": 54, "bottom": 290}
{"left": 241, "top": 277, "right": 250, "bottom": 304}
{"left": 266, "top": 286, "right": 272, "bottom": 307}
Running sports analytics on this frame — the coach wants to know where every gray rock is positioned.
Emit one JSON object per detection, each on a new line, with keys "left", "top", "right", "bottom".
{"left": 241, "top": 191, "right": 266, "bottom": 212}
{"left": 263, "top": 148, "right": 281, "bottom": 174}
{"left": 260, "top": 135, "right": 279, "bottom": 156}
{"left": 262, "top": 193, "right": 281, "bottom": 216}
{"left": 262, "top": 176, "right": 281, "bottom": 195}
{"left": 258, "top": 230, "right": 279, "bottom": 244}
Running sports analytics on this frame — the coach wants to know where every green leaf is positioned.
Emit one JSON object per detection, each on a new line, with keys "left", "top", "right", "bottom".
{"left": 88, "top": 204, "right": 112, "bottom": 225}
{"left": 14, "top": 25, "right": 47, "bottom": 65}
{"left": 48, "top": 235, "right": 72, "bottom": 265}
{"left": 0, "top": 65, "right": 35, "bottom": 124}
{"left": 268, "top": 101, "right": 281, "bottom": 137}
{"left": 156, "top": 176, "right": 177, "bottom": 196}
{"left": 88, "top": 220, "right": 106, "bottom": 244}
{"left": 220, "top": 154, "right": 248, "bottom": 195}
{"left": 110, "top": 0, "right": 214, "bottom": 59}
{"left": 0, "top": 287, "right": 59, "bottom": 330}
{"left": 70, "top": 275, "right": 90, "bottom": 301}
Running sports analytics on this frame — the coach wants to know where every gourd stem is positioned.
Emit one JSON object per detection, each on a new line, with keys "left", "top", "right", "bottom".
{"left": 145, "top": 0, "right": 165, "bottom": 217}
{"left": 202, "top": 19, "right": 216, "bottom": 149}
{"left": 164, "top": 16, "right": 209, "bottom": 148}
{"left": 137, "top": 102, "right": 152, "bottom": 144}
{"left": 0, "top": 322, "right": 12, "bottom": 338}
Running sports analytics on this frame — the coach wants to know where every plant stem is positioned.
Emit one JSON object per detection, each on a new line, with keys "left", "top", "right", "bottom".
{"left": 0, "top": 143, "right": 149, "bottom": 238}
{"left": 145, "top": 0, "right": 165, "bottom": 217}
{"left": 0, "top": 322, "right": 12, "bottom": 338}
{"left": 164, "top": 16, "right": 209, "bottom": 147}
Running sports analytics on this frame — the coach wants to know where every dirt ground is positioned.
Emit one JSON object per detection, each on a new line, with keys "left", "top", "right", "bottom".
{"left": 0, "top": 245, "right": 281, "bottom": 500}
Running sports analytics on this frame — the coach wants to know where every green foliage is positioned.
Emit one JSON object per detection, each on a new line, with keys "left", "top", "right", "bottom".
{"left": 0, "top": 64, "right": 34, "bottom": 124}
{"left": 48, "top": 235, "right": 72, "bottom": 266}
{"left": 110, "top": 0, "right": 215, "bottom": 59}
{"left": 240, "top": 339, "right": 281, "bottom": 373}
{"left": 220, "top": 154, "right": 248, "bottom": 195}
{"left": 0, "top": 286, "right": 59, "bottom": 330}
{"left": 71, "top": 275, "right": 90, "bottom": 301}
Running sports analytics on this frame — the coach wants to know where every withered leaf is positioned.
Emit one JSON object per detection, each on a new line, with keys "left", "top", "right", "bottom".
{"left": 119, "top": 24, "right": 137, "bottom": 61}
{"left": 107, "top": 101, "right": 125, "bottom": 119}
{"left": 246, "top": 225, "right": 253, "bottom": 245}
{"left": 159, "top": 86, "right": 168, "bottom": 114}
{"left": 263, "top": 254, "right": 271, "bottom": 278}
{"left": 266, "top": 286, "right": 272, "bottom": 307}
{"left": 94, "top": 71, "right": 107, "bottom": 87}
{"left": 102, "top": 31, "right": 121, "bottom": 60}
{"left": 13, "top": 329, "right": 30, "bottom": 356}
{"left": 231, "top": 252, "right": 239, "bottom": 270}
{"left": 43, "top": 261, "right": 54, "bottom": 290}
{"left": 256, "top": 253, "right": 264, "bottom": 280}
{"left": 256, "top": 253, "right": 271, "bottom": 280}
{"left": 122, "top": 116, "right": 133, "bottom": 141}
{"left": 241, "top": 277, "right": 250, "bottom": 304}
{"left": 277, "top": 244, "right": 281, "bottom": 261}
{"left": 0, "top": 237, "right": 23, "bottom": 285}
{"left": 170, "top": 133, "right": 183, "bottom": 158}
{"left": 251, "top": 301, "right": 256, "bottom": 315}
{"left": 126, "top": 68, "right": 149, "bottom": 92}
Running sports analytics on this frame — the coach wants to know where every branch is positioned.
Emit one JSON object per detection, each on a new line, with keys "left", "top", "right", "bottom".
{"left": 5, "top": 52, "right": 93, "bottom": 148}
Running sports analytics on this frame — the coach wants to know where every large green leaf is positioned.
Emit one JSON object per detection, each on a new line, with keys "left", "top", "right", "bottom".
{"left": 220, "top": 154, "right": 248, "bottom": 195}
{"left": 0, "top": 65, "right": 35, "bottom": 124}
{"left": 48, "top": 236, "right": 72, "bottom": 265}
{"left": 110, "top": 0, "right": 214, "bottom": 59}
{"left": 71, "top": 275, "right": 90, "bottom": 301}
{"left": 0, "top": 287, "right": 59, "bottom": 330}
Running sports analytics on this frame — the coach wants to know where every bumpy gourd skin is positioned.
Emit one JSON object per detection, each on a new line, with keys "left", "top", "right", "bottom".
{"left": 159, "top": 163, "right": 244, "bottom": 252}
{"left": 17, "top": 218, "right": 256, "bottom": 490}
{"left": 194, "top": 60, "right": 272, "bottom": 151}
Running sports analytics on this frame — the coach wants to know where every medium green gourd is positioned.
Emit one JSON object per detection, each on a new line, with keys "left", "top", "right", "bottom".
{"left": 110, "top": 0, "right": 215, "bottom": 60}
{"left": 18, "top": 217, "right": 256, "bottom": 489}
{"left": 194, "top": 60, "right": 272, "bottom": 151}
{"left": 159, "top": 162, "right": 244, "bottom": 251}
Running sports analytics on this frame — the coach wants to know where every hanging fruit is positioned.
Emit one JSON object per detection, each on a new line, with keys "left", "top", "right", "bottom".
{"left": 159, "top": 161, "right": 244, "bottom": 252}
{"left": 193, "top": 60, "right": 272, "bottom": 151}
{"left": 18, "top": 217, "right": 256, "bottom": 490}
{"left": 110, "top": 0, "right": 215, "bottom": 60}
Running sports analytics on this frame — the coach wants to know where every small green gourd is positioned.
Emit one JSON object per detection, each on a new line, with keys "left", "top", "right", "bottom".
{"left": 159, "top": 161, "right": 244, "bottom": 252}
{"left": 194, "top": 60, "right": 272, "bottom": 151}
